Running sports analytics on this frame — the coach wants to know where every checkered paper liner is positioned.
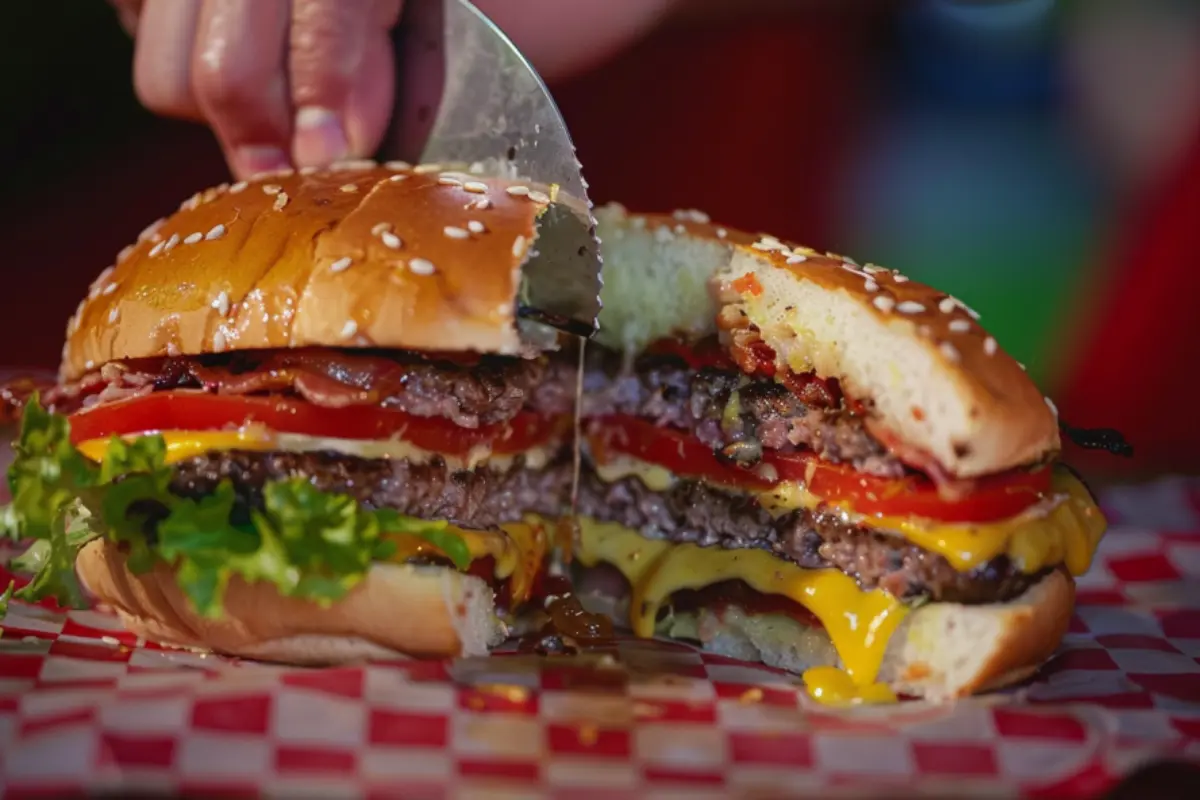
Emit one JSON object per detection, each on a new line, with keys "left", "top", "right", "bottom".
{"left": 1, "top": 429, "right": 1198, "bottom": 798}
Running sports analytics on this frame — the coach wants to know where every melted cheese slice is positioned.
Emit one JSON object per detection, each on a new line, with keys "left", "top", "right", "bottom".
{"left": 385, "top": 517, "right": 550, "bottom": 610}
{"left": 75, "top": 429, "right": 555, "bottom": 471}
{"left": 576, "top": 519, "right": 909, "bottom": 686}
{"left": 592, "top": 455, "right": 1106, "bottom": 578}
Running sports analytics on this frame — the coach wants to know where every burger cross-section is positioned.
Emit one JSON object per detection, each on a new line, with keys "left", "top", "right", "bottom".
{"left": 0, "top": 162, "right": 1127, "bottom": 705}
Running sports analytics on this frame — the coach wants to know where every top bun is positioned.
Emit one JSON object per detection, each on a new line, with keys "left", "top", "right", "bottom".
{"left": 593, "top": 205, "right": 1059, "bottom": 479}
{"left": 62, "top": 161, "right": 555, "bottom": 380}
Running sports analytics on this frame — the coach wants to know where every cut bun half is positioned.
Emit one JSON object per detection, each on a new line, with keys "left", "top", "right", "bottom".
{"left": 76, "top": 538, "right": 505, "bottom": 664}
{"left": 578, "top": 566, "right": 1074, "bottom": 702}
{"left": 62, "top": 162, "right": 568, "bottom": 381}
{"left": 593, "top": 205, "right": 1060, "bottom": 478}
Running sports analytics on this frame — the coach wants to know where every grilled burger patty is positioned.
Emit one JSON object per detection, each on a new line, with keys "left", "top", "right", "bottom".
{"left": 582, "top": 351, "right": 904, "bottom": 478}
{"left": 167, "top": 449, "right": 571, "bottom": 530}
{"left": 575, "top": 470, "right": 1042, "bottom": 605}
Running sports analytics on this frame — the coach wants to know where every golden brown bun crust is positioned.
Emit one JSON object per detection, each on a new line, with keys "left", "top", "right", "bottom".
{"left": 76, "top": 538, "right": 505, "bottom": 664}
{"left": 593, "top": 205, "right": 1059, "bottom": 476}
{"left": 63, "top": 162, "right": 552, "bottom": 380}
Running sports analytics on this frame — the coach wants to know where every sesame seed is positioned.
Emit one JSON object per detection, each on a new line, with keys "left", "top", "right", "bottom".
{"left": 389, "top": 174, "right": 408, "bottom": 183}
{"left": 467, "top": 220, "right": 486, "bottom": 234}
{"left": 184, "top": 232, "right": 203, "bottom": 245}
{"left": 164, "top": 233, "right": 180, "bottom": 253}
{"left": 262, "top": 184, "right": 282, "bottom": 195}
{"left": 336, "top": 158, "right": 376, "bottom": 171}
{"left": 963, "top": 304, "right": 981, "bottom": 320}
{"left": 872, "top": 295, "right": 895, "bottom": 313}
{"left": 385, "top": 161, "right": 412, "bottom": 171}
{"left": 896, "top": 301, "right": 926, "bottom": 314}
{"left": 273, "top": 191, "right": 289, "bottom": 210}
{"left": 205, "top": 224, "right": 226, "bottom": 241}
{"left": 506, "top": 185, "right": 531, "bottom": 197}
{"left": 330, "top": 256, "right": 353, "bottom": 273}
{"left": 212, "top": 291, "right": 230, "bottom": 316}
{"left": 948, "top": 319, "right": 971, "bottom": 333}
{"left": 893, "top": 274, "right": 910, "bottom": 284}
{"left": 409, "top": 258, "right": 436, "bottom": 276}
{"left": 444, "top": 226, "right": 470, "bottom": 240}
{"left": 381, "top": 231, "right": 402, "bottom": 249}
{"left": 438, "top": 176, "right": 463, "bottom": 187}
{"left": 230, "top": 181, "right": 249, "bottom": 193}
{"left": 939, "top": 341, "right": 961, "bottom": 362}
{"left": 340, "top": 183, "right": 358, "bottom": 193}
{"left": 843, "top": 256, "right": 860, "bottom": 267}
{"left": 213, "top": 330, "right": 227, "bottom": 352}
{"left": 371, "top": 222, "right": 392, "bottom": 236}
{"left": 528, "top": 190, "right": 551, "bottom": 205}
{"left": 512, "top": 235, "right": 527, "bottom": 258}
{"left": 1018, "top": 361, "right": 1027, "bottom": 371}
{"left": 139, "top": 218, "right": 165, "bottom": 242}
{"left": 863, "top": 265, "right": 886, "bottom": 275}
{"left": 117, "top": 245, "right": 134, "bottom": 263}
{"left": 180, "top": 193, "right": 201, "bottom": 211}
{"left": 149, "top": 240, "right": 166, "bottom": 257}
{"left": 341, "top": 320, "right": 358, "bottom": 338}
{"left": 107, "top": 306, "right": 119, "bottom": 324}
{"left": 984, "top": 336, "right": 997, "bottom": 356}
{"left": 102, "top": 282, "right": 118, "bottom": 296}
{"left": 786, "top": 254, "right": 807, "bottom": 264}
{"left": 938, "top": 297, "right": 956, "bottom": 314}
{"left": 752, "top": 237, "right": 784, "bottom": 252}
{"left": 716, "top": 228, "right": 728, "bottom": 239}
{"left": 464, "top": 181, "right": 488, "bottom": 194}
{"left": 864, "top": 279, "right": 879, "bottom": 292}
{"left": 413, "top": 163, "right": 441, "bottom": 174}
{"left": 1045, "top": 396, "right": 1058, "bottom": 417}
{"left": 468, "top": 197, "right": 493, "bottom": 210}
{"left": 92, "top": 267, "right": 114, "bottom": 290}
{"left": 673, "top": 209, "right": 711, "bottom": 224}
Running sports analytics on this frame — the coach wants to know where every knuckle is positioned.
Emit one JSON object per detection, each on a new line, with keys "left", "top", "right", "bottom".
{"left": 191, "top": 58, "right": 269, "bottom": 116}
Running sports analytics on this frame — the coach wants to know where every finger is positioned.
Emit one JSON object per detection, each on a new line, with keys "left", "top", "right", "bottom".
{"left": 289, "top": 0, "right": 402, "bottom": 168}
{"left": 131, "top": 0, "right": 204, "bottom": 121}
{"left": 191, "top": 0, "right": 293, "bottom": 178}
{"left": 109, "top": 0, "right": 144, "bottom": 37}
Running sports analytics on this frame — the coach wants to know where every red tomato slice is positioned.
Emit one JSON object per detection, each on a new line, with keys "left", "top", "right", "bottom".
{"left": 587, "top": 415, "right": 1050, "bottom": 524}
{"left": 70, "top": 392, "right": 564, "bottom": 457}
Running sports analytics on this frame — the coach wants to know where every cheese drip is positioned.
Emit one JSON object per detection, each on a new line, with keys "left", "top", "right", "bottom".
{"left": 576, "top": 519, "right": 908, "bottom": 686}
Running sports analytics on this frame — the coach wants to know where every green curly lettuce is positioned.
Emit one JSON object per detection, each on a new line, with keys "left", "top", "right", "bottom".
{"left": 1, "top": 396, "right": 471, "bottom": 619}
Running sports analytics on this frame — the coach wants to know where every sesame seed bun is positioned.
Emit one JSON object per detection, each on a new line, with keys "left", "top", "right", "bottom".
{"left": 593, "top": 205, "right": 1060, "bottom": 478}
{"left": 76, "top": 537, "right": 505, "bottom": 664}
{"left": 62, "top": 162, "right": 558, "bottom": 381}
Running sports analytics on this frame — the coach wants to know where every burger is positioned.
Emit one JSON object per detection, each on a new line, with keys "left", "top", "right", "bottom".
{"left": 572, "top": 206, "right": 1116, "bottom": 703}
{"left": 1, "top": 161, "right": 582, "bottom": 663}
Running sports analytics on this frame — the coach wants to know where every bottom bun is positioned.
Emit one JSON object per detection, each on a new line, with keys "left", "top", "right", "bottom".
{"left": 76, "top": 539, "right": 505, "bottom": 665}
{"left": 577, "top": 568, "right": 1074, "bottom": 702}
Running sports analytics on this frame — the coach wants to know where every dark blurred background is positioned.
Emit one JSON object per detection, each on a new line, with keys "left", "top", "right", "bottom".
{"left": 1, "top": 0, "right": 1198, "bottom": 477}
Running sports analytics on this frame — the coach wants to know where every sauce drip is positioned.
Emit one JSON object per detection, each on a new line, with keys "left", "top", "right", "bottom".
{"left": 517, "top": 575, "right": 615, "bottom": 655}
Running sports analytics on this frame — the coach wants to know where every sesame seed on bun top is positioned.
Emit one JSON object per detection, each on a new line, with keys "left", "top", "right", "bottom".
{"left": 63, "top": 161, "right": 555, "bottom": 380}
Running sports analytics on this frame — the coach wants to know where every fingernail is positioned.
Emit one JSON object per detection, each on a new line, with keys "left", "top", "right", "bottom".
{"left": 293, "top": 106, "right": 349, "bottom": 168}
{"left": 232, "top": 145, "right": 291, "bottom": 179}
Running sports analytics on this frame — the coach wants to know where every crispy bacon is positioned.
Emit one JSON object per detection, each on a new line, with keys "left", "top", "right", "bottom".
{"left": 10, "top": 348, "right": 575, "bottom": 428}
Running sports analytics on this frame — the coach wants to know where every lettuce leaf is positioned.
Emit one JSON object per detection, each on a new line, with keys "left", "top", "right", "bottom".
{"left": 1, "top": 396, "right": 470, "bottom": 619}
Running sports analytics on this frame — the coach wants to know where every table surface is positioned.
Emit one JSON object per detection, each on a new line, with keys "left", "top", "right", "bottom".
{"left": 1, "top": 476, "right": 1199, "bottom": 799}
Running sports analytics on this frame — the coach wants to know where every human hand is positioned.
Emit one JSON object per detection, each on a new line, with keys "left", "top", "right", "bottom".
{"left": 111, "top": 0, "right": 402, "bottom": 179}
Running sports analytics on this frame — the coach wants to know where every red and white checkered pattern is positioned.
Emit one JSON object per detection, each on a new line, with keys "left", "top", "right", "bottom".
{"left": 2, "top": 478, "right": 1199, "bottom": 799}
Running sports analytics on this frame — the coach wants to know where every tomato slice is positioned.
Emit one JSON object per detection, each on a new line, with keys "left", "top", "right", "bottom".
{"left": 587, "top": 415, "right": 1051, "bottom": 524}
{"left": 70, "top": 392, "right": 564, "bottom": 457}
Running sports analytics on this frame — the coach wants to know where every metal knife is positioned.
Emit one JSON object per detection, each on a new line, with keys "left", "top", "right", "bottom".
{"left": 377, "top": 0, "right": 603, "bottom": 340}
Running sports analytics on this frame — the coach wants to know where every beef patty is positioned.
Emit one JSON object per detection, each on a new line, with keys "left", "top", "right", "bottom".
{"left": 575, "top": 469, "right": 1043, "bottom": 605}
{"left": 167, "top": 449, "right": 571, "bottom": 530}
{"left": 582, "top": 350, "right": 904, "bottom": 477}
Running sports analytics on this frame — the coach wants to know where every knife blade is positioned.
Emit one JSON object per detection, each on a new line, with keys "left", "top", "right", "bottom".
{"left": 377, "top": 0, "right": 603, "bottom": 340}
